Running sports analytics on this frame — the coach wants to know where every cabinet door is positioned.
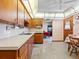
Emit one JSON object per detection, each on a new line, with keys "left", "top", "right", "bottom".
{"left": 27, "top": 36, "right": 34, "bottom": 59}
{"left": 19, "top": 43, "right": 28, "bottom": 59}
{"left": 18, "top": 1, "right": 24, "bottom": 26}
{"left": 0, "top": 0, "right": 17, "bottom": 24}
{"left": 20, "top": 53, "right": 26, "bottom": 59}
{"left": 0, "top": 50, "right": 17, "bottom": 59}
{"left": 34, "top": 33, "right": 43, "bottom": 44}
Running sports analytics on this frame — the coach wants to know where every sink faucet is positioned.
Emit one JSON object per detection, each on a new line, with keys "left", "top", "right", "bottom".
{"left": 6, "top": 24, "right": 15, "bottom": 30}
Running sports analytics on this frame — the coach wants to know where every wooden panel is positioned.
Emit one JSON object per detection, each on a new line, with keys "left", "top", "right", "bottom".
{"left": 0, "top": 0, "right": 17, "bottom": 11}
{"left": 0, "top": 0, "right": 25, "bottom": 11}
{"left": 0, "top": 0, "right": 17, "bottom": 24}
{"left": 18, "top": 0, "right": 24, "bottom": 12}
{"left": 77, "top": 54, "right": 79, "bottom": 59}
{"left": 34, "top": 33, "right": 43, "bottom": 44}
{"left": 19, "top": 44, "right": 26, "bottom": 57}
{"left": 27, "top": 18, "right": 43, "bottom": 28}
{"left": 20, "top": 52, "right": 26, "bottom": 59}
{"left": 0, "top": 50, "right": 17, "bottom": 59}
{"left": 18, "top": 0, "right": 24, "bottom": 26}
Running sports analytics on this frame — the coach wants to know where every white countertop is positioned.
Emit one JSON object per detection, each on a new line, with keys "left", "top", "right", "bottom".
{"left": 0, "top": 27, "right": 43, "bottom": 50}
{"left": 28, "top": 28, "right": 43, "bottom": 33}
{"left": 0, "top": 28, "right": 35, "bottom": 50}
{"left": 0, "top": 28, "right": 43, "bottom": 39}
{"left": 0, "top": 33, "right": 34, "bottom": 50}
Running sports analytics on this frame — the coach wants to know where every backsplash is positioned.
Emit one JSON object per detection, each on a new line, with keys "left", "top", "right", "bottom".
{"left": 0, "top": 23, "right": 26, "bottom": 39}
{"left": 0, "top": 23, "right": 6, "bottom": 32}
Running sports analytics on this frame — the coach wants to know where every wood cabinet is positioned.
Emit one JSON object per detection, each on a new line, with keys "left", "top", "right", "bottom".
{"left": 27, "top": 18, "right": 43, "bottom": 28}
{"left": 77, "top": 54, "right": 79, "bottom": 59}
{"left": 27, "top": 36, "right": 34, "bottom": 59}
{"left": 18, "top": 0, "right": 24, "bottom": 26}
{"left": 0, "top": 0, "right": 17, "bottom": 24}
{"left": 0, "top": 36, "right": 34, "bottom": 59}
{"left": 34, "top": 33, "right": 43, "bottom": 44}
{"left": 0, "top": 0, "right": 31, "bottom": 26}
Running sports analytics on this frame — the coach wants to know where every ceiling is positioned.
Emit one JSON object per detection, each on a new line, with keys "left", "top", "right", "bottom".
{"left": 23, "top": 0, "right": 79, "bottom": 19}
{"left": 38, "top": 0, "right": 79, "bottom": 13}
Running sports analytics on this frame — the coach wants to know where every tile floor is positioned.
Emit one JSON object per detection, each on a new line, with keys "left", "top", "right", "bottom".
{"left": 31, "top": 38, "right": 76, "bottom": 59}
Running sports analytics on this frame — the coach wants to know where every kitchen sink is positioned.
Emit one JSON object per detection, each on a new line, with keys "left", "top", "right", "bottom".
{"left": 19, "top": 33, "right": 32, "bottom": 35}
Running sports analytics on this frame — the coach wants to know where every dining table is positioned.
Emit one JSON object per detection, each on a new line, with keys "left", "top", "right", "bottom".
{"left": 71, "top": 35, "right": 79, "bottom": 40}
{"left": 70, "top": 35, "right": 79, "bottom": 44}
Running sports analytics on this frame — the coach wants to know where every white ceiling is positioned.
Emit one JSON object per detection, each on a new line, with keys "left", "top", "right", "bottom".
{"left": 38, "top": 0, "right": 79, "bottom": 13}
{"left": 23, "top": 0, "right": 79, "bottom": 19}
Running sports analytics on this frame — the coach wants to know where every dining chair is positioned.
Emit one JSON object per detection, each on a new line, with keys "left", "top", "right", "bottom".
{"left": 68, "top": 37, "right": 79, "bottom": 56}
{"left": 65, "top": 34, "right": 79, "bottom": 56}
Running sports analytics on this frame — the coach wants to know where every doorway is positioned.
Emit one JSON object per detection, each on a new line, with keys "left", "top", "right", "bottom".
{"left": 43, "top": 20, "right": 53, "bottom": 43}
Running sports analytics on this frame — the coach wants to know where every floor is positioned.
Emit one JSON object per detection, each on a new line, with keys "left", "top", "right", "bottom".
{"left": 31, "top": 37, "right": 76, "bottom": 59}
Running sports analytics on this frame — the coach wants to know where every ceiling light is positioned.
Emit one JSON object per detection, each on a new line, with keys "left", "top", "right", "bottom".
{"left": 64, "top": 0, "right": 77, "bottom": 3}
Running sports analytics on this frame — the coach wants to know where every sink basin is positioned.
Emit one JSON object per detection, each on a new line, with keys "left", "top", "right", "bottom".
{"left": 19, "top": 33, "right": 32, "bottom": 35}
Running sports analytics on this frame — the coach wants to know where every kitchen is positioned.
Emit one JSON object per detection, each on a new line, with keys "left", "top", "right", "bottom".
{"left": 0, "top": 0, "right": 79, "bottom": 59}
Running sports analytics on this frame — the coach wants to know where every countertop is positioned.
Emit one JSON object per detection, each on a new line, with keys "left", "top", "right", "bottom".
{"left": 0, "top": 28, "right": 35, "bottom": 50}
{"left": 28, "top": 28, "right": 43, "bottom": 33}
{"left": 0, "top": 27, "right": 43, "bottom": 50}
{"left": 0, "top": 33, "right": 34, "bottom": 50}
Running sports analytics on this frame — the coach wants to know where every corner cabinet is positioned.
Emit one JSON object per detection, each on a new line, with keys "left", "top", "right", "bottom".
{"left": 0, "top": 36, "right": 34, "bottom": 59}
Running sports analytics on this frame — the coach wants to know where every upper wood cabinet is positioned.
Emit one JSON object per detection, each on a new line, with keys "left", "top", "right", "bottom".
{"left": 18, "top": 0, "right": 24, "bottom": 26}
{"left": 26, "top": 18, "right": 43, "bottom": 28}
{"left": 0, "top": 0, "right": 17, "bottom": 24}
{"left": 0, "top": 0, "right": 32, "bottom": 26}
{"left": 0, "top": 0, "right": 17, "bottom": 11}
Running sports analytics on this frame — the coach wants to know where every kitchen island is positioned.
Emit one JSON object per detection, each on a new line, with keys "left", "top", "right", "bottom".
{"left": 0, "top": 32, "right": 34, "bottom": 59}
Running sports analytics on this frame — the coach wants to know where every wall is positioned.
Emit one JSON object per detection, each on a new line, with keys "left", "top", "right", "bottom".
{"left": 73, "top": 15, "right": 79, "bottom": 35}
{"left": 53, "top": 20, "right": 64, "bottom": 41}
{"left": 0, "top": 23, "right": 6, "bottom": 32}
{"left": 43, "top": 22, "right": 48, "bottom": 32}
{"left": 0, "top": 23, "right": 26, "bottom": 39}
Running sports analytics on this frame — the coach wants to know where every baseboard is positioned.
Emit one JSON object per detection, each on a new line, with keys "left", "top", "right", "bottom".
{"left": 52, "top": 40, "right": 64, "bottom": 42}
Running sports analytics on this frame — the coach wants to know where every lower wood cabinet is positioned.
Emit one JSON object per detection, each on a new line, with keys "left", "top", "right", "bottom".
{"left": 0, "top": 36, "right": 34, "bottom": 59}
{"left": 0, "top": 50, "right": 17, "bottom": 59}
{"left": 34, "top": 33, "right": 43, "bottom": 44}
